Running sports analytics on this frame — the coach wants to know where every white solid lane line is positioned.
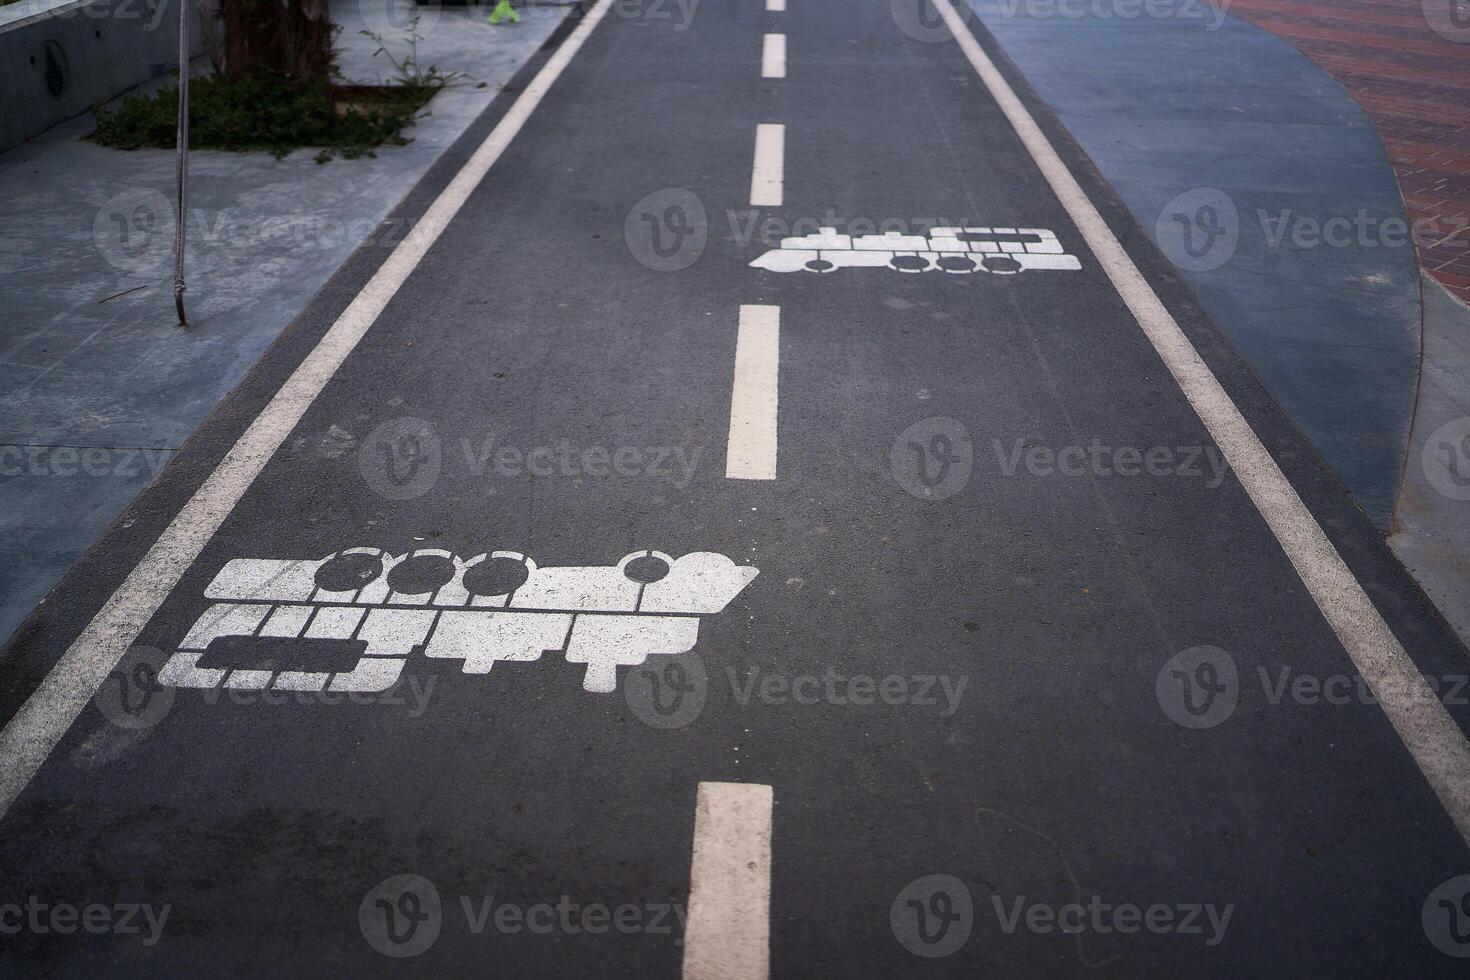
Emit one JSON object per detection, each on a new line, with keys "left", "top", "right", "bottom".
{"left": 761, "top": 33, "right": 786, "bottom": 79}
{"left": 749, "top": 123, "right": 785, "bottom": 208}
{"left": 930, "top": 0, "right": 1470, "bottom": 848}
{"left": 766, "top": 0, "right": 784, "bottom": 11}
{"left": 725, "top": 305, "right": 781, "bottom": 481}
{"left": 682, "top": 782, "right": 774, "bottom": 980}
{"left": 0, "top": 0, "right": 619, "bottom": 819}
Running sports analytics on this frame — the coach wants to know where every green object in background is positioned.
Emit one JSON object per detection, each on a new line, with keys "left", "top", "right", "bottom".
{"left": 488, "top": 0, "right": 520, "bottom": 24}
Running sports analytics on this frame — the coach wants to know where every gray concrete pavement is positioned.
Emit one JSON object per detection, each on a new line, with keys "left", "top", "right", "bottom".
{"left": 0, "top": 0, "right": 570, "bottom": 644}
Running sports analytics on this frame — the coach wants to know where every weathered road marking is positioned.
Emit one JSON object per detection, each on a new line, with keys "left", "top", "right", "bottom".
{"left": 749, "top": 225, "right": 1081, "bottom": 275}
{"left": 725, "top": 305, "right": 781, "bottom": 481}
{"left": 158, "top": 549, "right": 758, "bottom": 695}
{"left": 683, "top": 782, "right": 774, "bottom": 980}
{"left": 750, "top": 124, "right": 785, "bottom": 208}
{"left": 762, "top": 33, "right": 786, "bottom": 79}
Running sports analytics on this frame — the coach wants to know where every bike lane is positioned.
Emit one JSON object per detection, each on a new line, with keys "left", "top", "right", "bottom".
{"left": 0, "top": 0, "right": 1467, "bottom": 976}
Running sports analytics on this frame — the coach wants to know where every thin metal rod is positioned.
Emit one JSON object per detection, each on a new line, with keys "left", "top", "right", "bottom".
{"left": 173, "top": 0, "right": 190, "bottom": 326}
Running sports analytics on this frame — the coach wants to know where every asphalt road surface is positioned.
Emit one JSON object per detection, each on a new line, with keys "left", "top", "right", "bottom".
{"left": 3, "top": 0, "right": 1470, "bottom": 976}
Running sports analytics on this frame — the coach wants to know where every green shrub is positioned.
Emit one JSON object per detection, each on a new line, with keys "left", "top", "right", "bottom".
{"left": 92, "top": 72, "right": 439, "bottom": 162}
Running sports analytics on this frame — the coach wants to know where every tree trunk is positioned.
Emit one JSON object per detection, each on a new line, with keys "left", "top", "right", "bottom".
{"left": 220, "top": 0, "right": 333, "bottom": 83}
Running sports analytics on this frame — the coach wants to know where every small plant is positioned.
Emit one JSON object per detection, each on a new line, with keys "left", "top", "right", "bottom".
{"left": 359, "top": 16, "right": 461, "bottom": 90}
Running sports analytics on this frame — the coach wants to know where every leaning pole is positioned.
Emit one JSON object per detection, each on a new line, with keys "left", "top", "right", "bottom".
{"left": 173, "top": 0, "right": 190, "bottom": 326}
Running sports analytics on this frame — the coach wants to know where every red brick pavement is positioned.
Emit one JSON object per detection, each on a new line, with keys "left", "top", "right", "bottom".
{"left": 1226, "top": 0, "right": 1470, "bottom": 303}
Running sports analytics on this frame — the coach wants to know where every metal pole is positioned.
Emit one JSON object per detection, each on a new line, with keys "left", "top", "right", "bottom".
{"left": 173, "top": 0, "right": 190, "bottom": 326}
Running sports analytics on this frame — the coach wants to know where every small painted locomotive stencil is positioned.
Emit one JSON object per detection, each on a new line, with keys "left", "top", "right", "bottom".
{"left": 748, "top": 226, "right": 1082, "bottom": 275}
{"left": 157, "top": 548, "right": 759, "bottom": 696}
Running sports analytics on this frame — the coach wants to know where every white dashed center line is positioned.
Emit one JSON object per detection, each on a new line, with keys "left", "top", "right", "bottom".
{"left": 749, "top": 123, "right": 785, "bottom": 208}
{"left": 761, "top": 33, "right": 786, "bottom": 79}
{"left": 725, "top": 305, "right": 781, "bottom": 481}
{"left": 682, "top": 782, "right": 774, "bottom": 980}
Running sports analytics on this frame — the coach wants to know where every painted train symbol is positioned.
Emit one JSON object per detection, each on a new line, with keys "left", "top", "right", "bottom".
{"left": 157, "top": 548, "right": 759, "bottom": 696}
{"left": 749, "top": 226, "right": 1082, "bottom": 275}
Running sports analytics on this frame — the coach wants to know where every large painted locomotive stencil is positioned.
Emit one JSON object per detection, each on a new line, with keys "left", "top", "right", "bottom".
{"left": 158, "top": 548, "right": 759, "bottom": 696}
